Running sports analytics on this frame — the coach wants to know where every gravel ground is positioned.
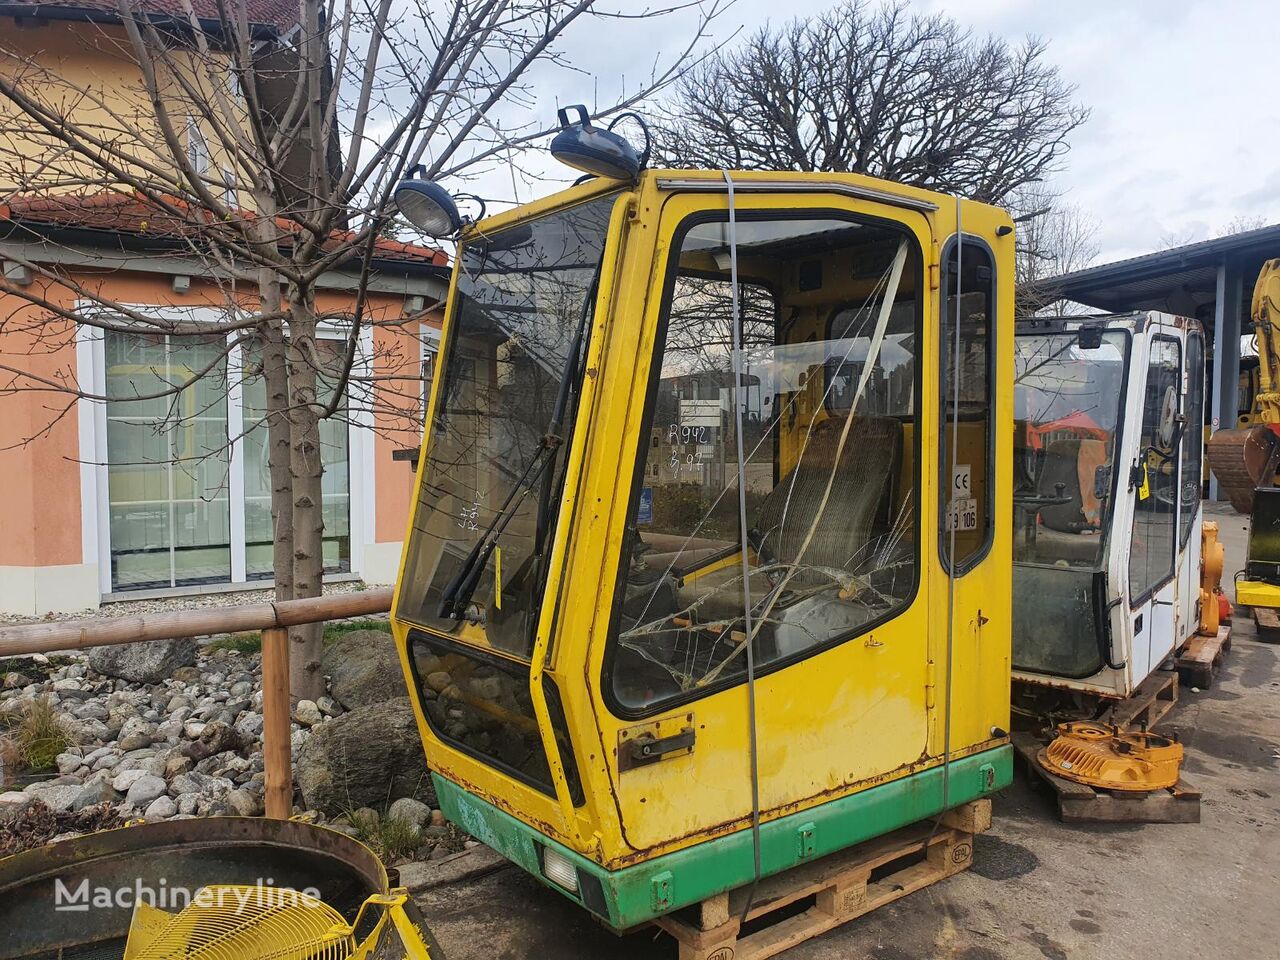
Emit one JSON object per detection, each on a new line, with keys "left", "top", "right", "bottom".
{"left": 0, "top": 580, "right": 381, "bottom": 628}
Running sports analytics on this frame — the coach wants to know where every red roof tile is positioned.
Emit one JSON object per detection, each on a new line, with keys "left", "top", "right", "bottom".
{"left": 0, "top": 190, "right": 448, "bottom": 267}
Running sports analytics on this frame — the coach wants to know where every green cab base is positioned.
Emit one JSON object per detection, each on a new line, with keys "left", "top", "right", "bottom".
{"left": 433, "top": 743, "right": 1013, "bottom": 930}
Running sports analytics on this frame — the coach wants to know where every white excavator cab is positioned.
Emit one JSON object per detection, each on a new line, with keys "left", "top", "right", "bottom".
{"left": 1012, "top": 313, "right": 1206, "bottom": 706}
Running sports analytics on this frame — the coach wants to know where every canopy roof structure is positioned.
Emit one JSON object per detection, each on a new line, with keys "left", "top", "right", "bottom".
{"left": 1032, "top": 223, "right": 1280, "bottom": 324}
{"left": 1033, "top": 224, "right": 1280, "bottom": 500}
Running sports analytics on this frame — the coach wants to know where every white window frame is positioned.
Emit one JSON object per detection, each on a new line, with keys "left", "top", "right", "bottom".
{"left": 78, "top": 305, "right": 371, "bottom": 596}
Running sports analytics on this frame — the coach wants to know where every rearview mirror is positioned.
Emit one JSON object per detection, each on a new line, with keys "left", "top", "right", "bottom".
{"left": 1077, "top": 326, "right": 1104, "bottom": 350}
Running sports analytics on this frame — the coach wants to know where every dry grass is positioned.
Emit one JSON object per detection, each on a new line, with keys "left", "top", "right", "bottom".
{"left": 347, "top": 808, "right": 424, "bottom": 864}
{"left": 0, "top": 735, "right": 20, "bottom": 787}
{"left": 207, "top": 632, "right": 263, "bottom": 654}
{"left": 5, "top": 697, "right": 77, "bottom": 772}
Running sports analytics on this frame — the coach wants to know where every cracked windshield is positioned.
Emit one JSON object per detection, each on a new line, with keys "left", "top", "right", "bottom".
{"left": 397, "top": 193, "right": 618, "bottom": 657}
{"left": 610, "top": 214, "right": 921, "bottom": 712}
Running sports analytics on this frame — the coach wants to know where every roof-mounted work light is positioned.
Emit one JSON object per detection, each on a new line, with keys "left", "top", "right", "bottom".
{"left": 549, "top": 105, "right": 649, "bottom": 181}
{"left": 392, "top": 165, "right": 463, "bottom": 237}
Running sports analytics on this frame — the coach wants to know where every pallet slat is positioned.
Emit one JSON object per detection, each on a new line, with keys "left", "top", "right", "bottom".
{"left": 1099, "top": 670, "right": 1178, "bottom": 730}
{"left": 652, "top": 801, "right": 988, "bottom": 960}
{"left": 1175, "top": 624, "right": 1233, "bottom": 687}
{"left": 1252, "top": 607, "right": 1280, "bottom": 644}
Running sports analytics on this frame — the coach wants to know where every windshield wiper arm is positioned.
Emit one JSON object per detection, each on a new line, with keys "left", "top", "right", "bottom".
{"left": 533, "top": 270, "right": 601, "bottom": 558}
{"left": 437, "top": 443, "right": 558, "bottom": 619}
{"left": 438, "top": 271, "right": 601, "bottom": 621}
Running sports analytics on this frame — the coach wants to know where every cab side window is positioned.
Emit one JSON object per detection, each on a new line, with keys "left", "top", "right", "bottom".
{"left": 1128, "top": 337, "right": 1181, "bottom": 601}
{"left": 940, "top": 239, "right": 996, "bottom": 572}
{"left": 1179, "top": 331, "right": 1205, "bottom": 545}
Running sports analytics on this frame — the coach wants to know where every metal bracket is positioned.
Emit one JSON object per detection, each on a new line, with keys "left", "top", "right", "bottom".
{"left": 618, "top": 714, "right": 696, "bottom": 771}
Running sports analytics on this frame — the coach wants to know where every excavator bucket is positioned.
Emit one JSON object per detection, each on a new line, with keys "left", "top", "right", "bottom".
{"left": 1206, "top": 424, "right": 1278, "bottom": 514}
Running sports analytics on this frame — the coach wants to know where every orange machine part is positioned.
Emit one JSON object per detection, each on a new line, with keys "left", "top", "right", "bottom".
{"left": 1037, "top": 721, "right": 1184, "bottom": 792}
{"left": 1199, "top": 521, "right": 1226, "bottom": 637}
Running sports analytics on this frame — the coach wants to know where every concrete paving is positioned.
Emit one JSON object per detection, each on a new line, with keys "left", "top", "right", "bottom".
{"left": 415, "top": 501, "right": 1280, "bottom": 959}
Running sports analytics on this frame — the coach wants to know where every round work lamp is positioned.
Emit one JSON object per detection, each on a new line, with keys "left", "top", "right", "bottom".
{"left": 392, "top": 165, "right": 463, "bottom": 236}
{"left": 549, "top": 105, "right": 646, "bottom": 181}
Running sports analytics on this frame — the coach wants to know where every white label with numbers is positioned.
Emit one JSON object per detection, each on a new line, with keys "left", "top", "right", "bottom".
{"left": 946, "top": 496, "right": 977, "bottom": 532}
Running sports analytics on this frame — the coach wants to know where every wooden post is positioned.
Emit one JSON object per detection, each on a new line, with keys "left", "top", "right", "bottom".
{"left": 261, "top": 626, "right": 292, "bottom": 819}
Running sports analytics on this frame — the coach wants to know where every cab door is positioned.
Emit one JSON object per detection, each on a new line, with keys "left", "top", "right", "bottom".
{"left": 590, "top": 186, "right": 939, "bottom": 852}
{"left": 938, "top": 234, "right": 1010, "bottom": 752}
{"left": 1174, "top": 327, "right": 1206, "bottom": 648}
{"left": 1124, "top": 331, "right": 1183, "bottom": 686}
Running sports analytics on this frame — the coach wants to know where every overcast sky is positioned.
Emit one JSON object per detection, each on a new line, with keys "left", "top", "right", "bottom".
{"left": 510, "top": 0, "right": 1279, "bottom": 267}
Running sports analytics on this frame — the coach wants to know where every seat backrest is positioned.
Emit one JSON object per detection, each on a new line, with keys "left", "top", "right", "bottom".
{"left": 1038, "top": 437, "right": 1087, "bottom": 533}
{"left": 753, "top": 415, "right": 902, "bottom": 576}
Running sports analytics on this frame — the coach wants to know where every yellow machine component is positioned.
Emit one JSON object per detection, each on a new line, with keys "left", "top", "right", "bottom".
{"left": 1198, "top": 521, "right": 1225, "bottom": 636}
{"left": 1207, "top": 259, "right": 1280, "bottom": 513}
{"left": 1235, "top": 579, "right": 1280, "bottom": 608}
{"left": 1038, "top": 721, "right": 1183, "bottom": 792}
{"left": 123, "top": 885, "right": 433, "bottom": 960}
{"left": 391, "top": 167, "right": 1016, "bottom": 929}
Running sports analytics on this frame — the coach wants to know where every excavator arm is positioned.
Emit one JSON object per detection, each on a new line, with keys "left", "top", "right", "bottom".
{"left": 1206, "top": 259, "right": 1280, "bottom": 513}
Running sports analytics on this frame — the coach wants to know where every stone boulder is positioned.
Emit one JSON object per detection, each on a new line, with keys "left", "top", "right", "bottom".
{"left": 89, "top": 639, "right": 197, "bottom": 684}
{"left": 321, "top": 630, "right": 406, "bottom": 710}
{"left": 296, "top": 698, "right": 433, "bottom": 815}
{"left": 181, "top": 721, "right": 246, "bottom": 762}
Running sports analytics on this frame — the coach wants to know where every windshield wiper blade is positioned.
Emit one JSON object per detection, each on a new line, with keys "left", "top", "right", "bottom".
{"left": 438, "top": 271, "right": 600, "bottom": 621}
{"left": 437, "top": 442, "right": 557, "bottom": 619}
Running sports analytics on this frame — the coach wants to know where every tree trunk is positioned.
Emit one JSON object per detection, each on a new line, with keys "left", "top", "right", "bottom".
{"left": 260, "top": 315, "right": 294, "bottom": 608}
{"left": 250, "top": 190, "right": 297, "bottom": 691}
{"left": 286, "top": 287, "right": 326, "bottom": 701}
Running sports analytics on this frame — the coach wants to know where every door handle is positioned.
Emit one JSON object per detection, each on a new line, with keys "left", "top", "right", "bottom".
{"left": 626, "top": 728, "right": 695, "bottom": 766}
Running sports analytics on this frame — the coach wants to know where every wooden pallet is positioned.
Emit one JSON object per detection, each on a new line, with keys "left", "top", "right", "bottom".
{"left": 1097, "top": 669, "right": 1179, "bottom": 730}
{"left": 1175, "top": 624, "right": 1233, "bottom": 688}
{"left": 1251, "top": 606, "right": 1280, "bottom": 644}
{"left": 1012, "top": 732, "right": 1200, "bottom": 824}
{"left": 651, "top": 800, "right": 990, "bottom": 960}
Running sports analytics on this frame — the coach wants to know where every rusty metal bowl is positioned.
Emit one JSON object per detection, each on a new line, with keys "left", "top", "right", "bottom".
{"left": 0, "top": 817, "right": 391, "bottom": 960}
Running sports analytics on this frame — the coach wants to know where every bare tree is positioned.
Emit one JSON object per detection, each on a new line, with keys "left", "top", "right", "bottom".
{"left": 1011, "top": 183, "right": 1100, "bottom": 315}
{"left": 0, "top": 0, "right": 724, "bottom": 698}
{"left": 651, "top": 0, "right": 1087, "bottom": 203}
{"left": 1159, "top": 214, "right": 1271, "bottom": 251}
{"left": 1216, "top": 214, "right": 1269, "bottom": 237}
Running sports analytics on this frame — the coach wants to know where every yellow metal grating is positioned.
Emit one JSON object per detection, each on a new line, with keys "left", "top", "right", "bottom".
{"left": 123, "top": 884, "right": 355, "bottom": 960}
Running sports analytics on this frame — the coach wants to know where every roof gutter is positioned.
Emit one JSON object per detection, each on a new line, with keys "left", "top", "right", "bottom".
{"left": 0, "top": 216, "right": 449, "bottom": 282}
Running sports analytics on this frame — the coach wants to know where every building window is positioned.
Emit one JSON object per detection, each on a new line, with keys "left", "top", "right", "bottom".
{"left": 221, "top": 167, "right": 238, "bottom": 210}
{"left": 186, "top": 119, "right": 209, "bottom": 176}
{"left": 105, "top": 333, "right": 232, "bottom": 590}
{"left": 103, "top": 330, "right": 352, "bottom": 592}
{"left": 240, "top": 340, "right": 352, "bottom": 579}
{"left": 420, "top": 324, "right": 439, "bottom": 425}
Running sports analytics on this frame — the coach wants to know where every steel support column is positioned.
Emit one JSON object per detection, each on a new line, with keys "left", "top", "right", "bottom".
{"left": 1210, "top": 256, "right": 1245, "bottom": 499}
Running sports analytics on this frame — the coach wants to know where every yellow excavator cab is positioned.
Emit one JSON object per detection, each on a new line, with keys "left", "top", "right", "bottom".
{"left": 390, "top": 170, "right": 1015, "bottom": 930}
{"left": 1208, "top": 259, "right": 1280, "bottom": 607}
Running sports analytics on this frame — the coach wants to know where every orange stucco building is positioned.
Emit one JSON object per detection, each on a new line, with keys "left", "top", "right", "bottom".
{"left": 0, "top": 196, "right": 447, "bottom": 614}
{"left": 0, "top": 0, "right": 450, "bottom": 611}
